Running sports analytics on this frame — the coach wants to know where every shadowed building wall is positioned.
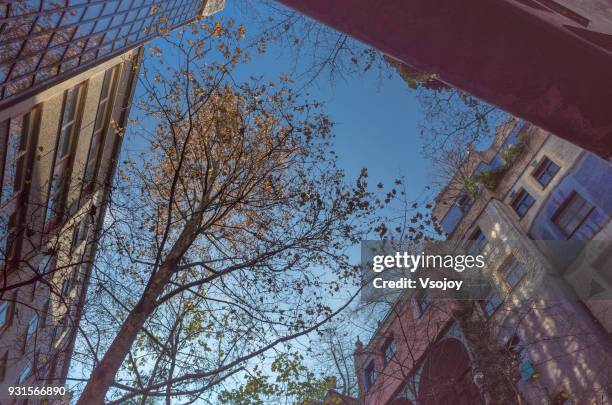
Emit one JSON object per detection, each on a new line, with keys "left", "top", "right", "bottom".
{"left": 276, "top": 0, "right": 612, "bottom": 158}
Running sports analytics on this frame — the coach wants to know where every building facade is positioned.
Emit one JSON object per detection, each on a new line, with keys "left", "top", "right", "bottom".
{"left": 355, "top": 120, "right": 612, "bottom": 404}
{"left": 0, "top": 47, "right": 141, "bottom": 403}
{"left": 276, "top": 0, "right": 612, "bottom": 158}
{"left": 0, "top": 0, "right": 225, "bottom": 109}
{"left": 0, "top": 1, "right": 225, "bottom": 402}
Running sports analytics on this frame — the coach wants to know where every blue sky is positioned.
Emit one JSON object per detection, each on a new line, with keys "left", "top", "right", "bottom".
{"left": 131, "top": 1, "right": 434, "bottom": 204}
{"left": 225, "top": 7, "right": 433, "bottom": 200}
{"left": 228, "top": 38, "right": 432, "bottom": 197}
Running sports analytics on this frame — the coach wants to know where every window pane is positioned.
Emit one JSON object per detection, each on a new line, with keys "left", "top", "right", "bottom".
{"left": 57, "top": 84, "right": 82, "bottom": 159}
{"left": 18, "top": 362, "right": 31, "bottom": 384}
{"left": 0, "top": 301, "right": 9, "bottom": 327}
{"left": 1, "top": 117, "right": 22, "bottom": 203}
{"left": 512, "top": 189, "right": 535, "bottom": 217}
{"left": 84, "top": 67, "right": 117, "bottom": 186}
{"left": 60, "top": 7, "right": 85, "bottom": 27}
{"left": 483, "top": 283, "right": 502, "bottom": 317}
{"left": 46, "top": 174, "right": 63, "bottom": 221}
{"left": 365, "top": 362, "right": 376, "bottom": 390}
{"left": 83, "top": 3, "right": 104, "bottom": 20}
{"left": 26, "top": 314, "right": 38, "bottom": 339}
{"left": 534, "top": 157, "right": 560, "bottom": 187}
{"left": 554, "top": 193, "right": 593, "bottom": 237}
{"left": 58, "top": 124, "right": 73, "bottom": 159}
{"left": 384, "top": 339, "right": 396, "bottom": 364}
{"left": 503, "top": 258, "right": 525, "bottom": 288}
{"left": 468, "top": 229, "right": 486, "bottom": 256}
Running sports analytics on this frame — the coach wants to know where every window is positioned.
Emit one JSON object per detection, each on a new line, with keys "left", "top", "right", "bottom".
{"left": 38, "top": 254, "right": 54, "bottom": 275}
{"left": 383, "top": 338, "right": 396, "bottom": 365}
{"left": 83, "top": 66, "right": 119, "bottom": 190}
{"left": 0, "top": 109, "right": 40, "bottom": 265}
{"left": 507, "top": 335, "right": 535, "bottom": 381}
{"left": 364, "top": 361, "right": 376, "bottom": 391}
{"left": 0, "top": 350, "right": 7, "bottom": 382}
{"left": 46, "top": 83, "right": 86, "bottom": 224}
{"left": 72, "top": 215, "right": 91, "bottom": 250}
{"left": 553, "top": 192, "right": 595, "bottom": 238}
{"left": 0, "top": 115, "right": 28, "bottom": 205}
{"left": 54, "top": 315, "right": 69, "bottom": 345}
{"left": 30, "top": 279, "right": 37, "bottom": 301}
{"left": 482, "top": 284, "right": 502, "bottom": 317}
{"left": 532, "top": 156, "right": 560, "bottom": 187}
{"left": 501, "top": 257, "right": 526, "bottom": 289}
{"left": 61, "top": 275, "right": 72, "bottom": 296}
{"left": 511, "top": 189, "right": 535, "bottom": 218}
{"left": 440, "top": 193, "right": 473, "bottom": 235}
{"left": 415, "top": 291, "right": 432, "bottom": 317}
{"left": 0, "top": 300, "right": 10, "bottom": 329}
{"left": 467, "top": 228, "right": 487, "bottom": 256}
{"left": 18, "top": 361, "right": 32, "bottom": 384}
{"left": 26, "top": 314, "right": 39, "bottom": 341}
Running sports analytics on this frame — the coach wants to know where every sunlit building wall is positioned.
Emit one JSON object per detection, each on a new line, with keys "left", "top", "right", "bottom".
{"left": 355, "top": 121, "right": 612, "bottom": 404}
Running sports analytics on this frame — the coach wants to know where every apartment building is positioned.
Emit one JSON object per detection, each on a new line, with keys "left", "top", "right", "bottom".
{"left": 0, "top": 0, "right": 225, "bottom": 109}
{"left": 0, "top": 1, "right": 226, "bottom": 401}
{"left": 276, "top": 0, "right": 612, "bottom": 158}
{"left": 354, "top": 120, "right": 612, "bottom": 404}
{"left": 0, "top": 47, "right": 140, "bottom": 403}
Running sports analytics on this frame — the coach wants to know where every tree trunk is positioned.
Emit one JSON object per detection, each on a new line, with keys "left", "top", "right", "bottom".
{"left": 77, "top": 213, "right": 202, "bottom": 404}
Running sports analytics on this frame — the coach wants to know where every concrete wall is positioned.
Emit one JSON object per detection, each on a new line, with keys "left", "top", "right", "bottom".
{"left": 0, "top": 48, "right": 140, "bottom": 400}
{"left": 478, "top": 199, "right": 612, "bottom": 404}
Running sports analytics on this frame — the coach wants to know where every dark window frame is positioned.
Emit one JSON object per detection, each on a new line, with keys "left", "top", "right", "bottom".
{"left": 82, "top": 65, "right": 120, "bottom": 195}
{"left": 552, "top": 191, "right": 595, "bottom": 239}
{"left": 532, "top": 156, "right": 560, "bottom": 188}
{"left": 364, "top": 361, "right": 377, "bottom": 391}
{"left": 467, "top": 228, "right": 487, "bottom": 256}
{"left": 382, "top": 337, "right": 396, "bottom": 366}
{"left": 45, "top": 82, "right": 87, "bottom": 228}
{"left": 415, "top": 291, "right": 432, "bottom": 318}
{"left": 510, "top": 188, "right": 535, "bottom": 218}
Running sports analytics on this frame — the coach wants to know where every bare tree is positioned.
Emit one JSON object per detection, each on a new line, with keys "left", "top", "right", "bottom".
{"left": 70, "top": 17, "right": 391, "bottom": 404}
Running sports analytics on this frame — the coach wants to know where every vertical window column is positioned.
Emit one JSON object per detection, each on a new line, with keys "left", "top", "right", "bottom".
{"left": 0, "top": 108, "right": 40, "bottom": 266}
{"left": 82, "top": 65, "right": 119, "bottom": 192}
{"left": 46, "top": 82, "right": 86, "bottom": 227}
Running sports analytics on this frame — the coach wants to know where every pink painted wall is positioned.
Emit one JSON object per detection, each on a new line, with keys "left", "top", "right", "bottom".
{"left": 354, "top": 299, "right": 460, "bottom": 404}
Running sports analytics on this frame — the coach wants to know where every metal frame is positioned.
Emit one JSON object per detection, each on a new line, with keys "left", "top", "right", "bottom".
{"left": 0, "top": 0, "right": 205, "bottom": 104}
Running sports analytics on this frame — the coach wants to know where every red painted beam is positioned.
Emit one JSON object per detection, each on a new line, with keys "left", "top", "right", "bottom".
{"left": 277, "top": 0, "right": 612, "bottom": 158}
